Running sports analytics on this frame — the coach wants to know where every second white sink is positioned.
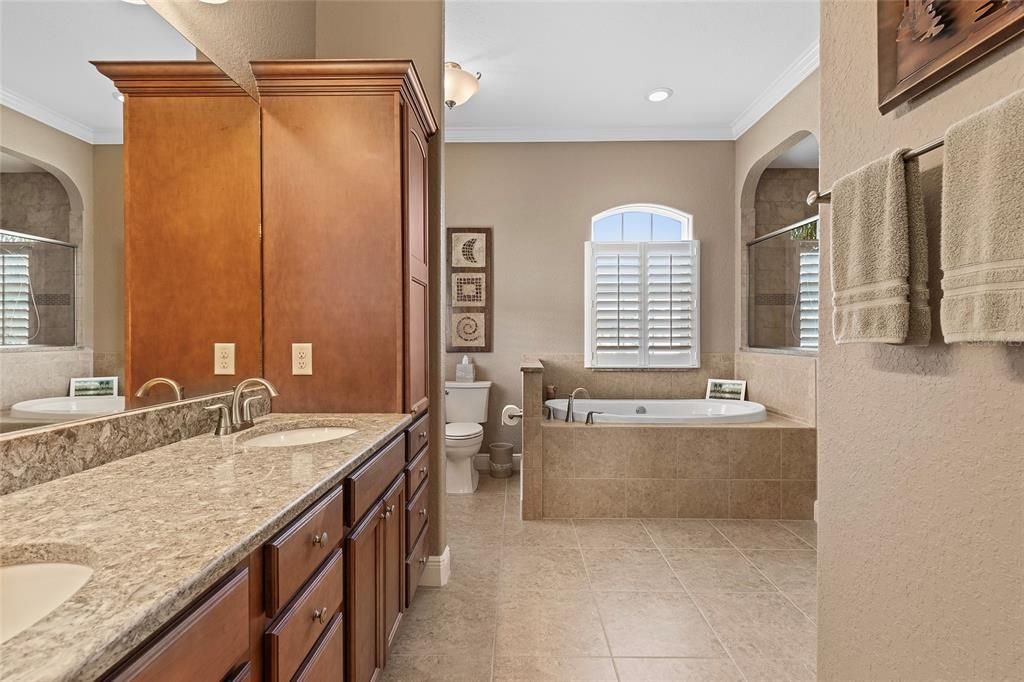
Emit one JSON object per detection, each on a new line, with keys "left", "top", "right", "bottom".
{"left": 244, "top": 427, "right": 357, "bottom": 448}
{"left": 0, "top": 562, "right": 93, "bottom": 644}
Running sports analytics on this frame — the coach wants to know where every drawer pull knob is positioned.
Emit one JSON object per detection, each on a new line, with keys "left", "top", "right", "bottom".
{"left": 418, "top": 557, "right": 427, "bottom": 565}
{"left": 382, "top": 504, "right": 395, "bottom": 520}
{"left": 419, "top": 431, "right": 427, "bottom": 439}
{"left": 419, "top": 466, "right": 428, "bottom": 474}
{"left": 312, "top": 531, "right": 329, "bottom": 547}
{"left": 313, "top": 607, "right": 327, "bottom": 624}
{"left": 418, "top": 508, "right": 427, "bottom": 516}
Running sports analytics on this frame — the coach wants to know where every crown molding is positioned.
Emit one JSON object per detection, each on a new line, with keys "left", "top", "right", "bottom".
{"left": 730, "top": 40, "right": 819, "bottom": 139}
{"left": 445, "top": 125, "right": 735, "bottom": 143}
{"left": 0, "top": 87, "right": 100, "bottom": 144}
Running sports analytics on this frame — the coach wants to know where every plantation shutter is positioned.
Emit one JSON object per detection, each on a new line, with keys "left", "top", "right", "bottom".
{"left": 798, "top": 244, "right": 819, "bottom": 349}
{"left": 585, "top": 241, "right": 700, "bottom": 368}
{"left": 645, "top": 241, "right": 699, "bottom": 367}
{"left": 586, "top": 242, "right": 642, "bottom": 367}
{"left": 0, "top": 252, "right": 31, "bottom": 345}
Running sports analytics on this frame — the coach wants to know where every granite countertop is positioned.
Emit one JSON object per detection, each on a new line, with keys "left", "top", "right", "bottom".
{"left": 0, "top": 412, "right": 412, "bottom": 682}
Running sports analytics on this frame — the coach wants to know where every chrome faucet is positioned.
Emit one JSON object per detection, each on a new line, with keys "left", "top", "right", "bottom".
{"left": 135, "top": 377, "right": 184, "bottom": 401}
{"left": 205, "top": 377, "right": 280, "bottom": 436}
{"left": 565, "top": 387, "right": 591, "bottom": 423}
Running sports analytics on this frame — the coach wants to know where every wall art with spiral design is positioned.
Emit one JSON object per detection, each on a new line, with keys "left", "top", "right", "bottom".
{"left": 447, "top": 227, "right": 493, "bottom": 352}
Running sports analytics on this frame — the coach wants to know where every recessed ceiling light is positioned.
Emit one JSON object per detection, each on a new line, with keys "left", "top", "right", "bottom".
{"left": 199, "top": 0, "right": 230, "bottom": 4}
{"left": 647, "top": 88, "right": 673, "bottom": 103}
{"left": 112, "top": 91, "right": 125, "bottom": 103}
{"left": 120, "top": 0, "right": 147, "bottom": 5}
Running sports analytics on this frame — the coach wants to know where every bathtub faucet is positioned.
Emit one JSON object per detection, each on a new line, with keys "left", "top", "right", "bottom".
{"left": 565, "top": 387, "right": 591, "bottom": 423}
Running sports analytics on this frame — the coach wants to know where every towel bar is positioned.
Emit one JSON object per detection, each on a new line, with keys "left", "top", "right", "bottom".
{"left": 807, "top": 137, "right": 944, "bottom": 206}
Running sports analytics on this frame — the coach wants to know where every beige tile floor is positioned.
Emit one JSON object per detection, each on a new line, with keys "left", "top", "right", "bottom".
{"left": 385, "top": 474, "right": 818, "bottom": 681}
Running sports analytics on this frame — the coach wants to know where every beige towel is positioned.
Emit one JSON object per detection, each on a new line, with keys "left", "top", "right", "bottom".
{"left": 940, "top": 88, "right": 1024, "bottom": 343}
{"left": 830, "top": 149, "right": 931, "bottom": 344}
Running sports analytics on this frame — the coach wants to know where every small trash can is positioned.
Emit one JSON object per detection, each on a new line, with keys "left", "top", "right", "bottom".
{"left": 489, "top": 442, "right": 514, "bottom": 479}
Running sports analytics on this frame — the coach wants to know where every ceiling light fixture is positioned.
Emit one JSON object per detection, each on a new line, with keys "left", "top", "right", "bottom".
{"left": 199, "top": 0, "right": 230, "bottom": 4}
{"left": 647, "top": 88, "right": 673, "bottom": 103}
{"left": 120, "top": 0, "right": 147, "bottom": 4}
{"left": 112, "top": 91, "right": 125, "bottom": 103}
{"left": 444, "top": 62, "right": 481, "bottom": 110}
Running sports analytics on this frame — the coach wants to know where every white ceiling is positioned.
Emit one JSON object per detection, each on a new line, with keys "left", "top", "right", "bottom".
{"left": 0, "top": 0, "right": 196, "bottom": 145}
{"left": 768, "top": 134, "right": 818, "bottom": 168}
{"left": 445, "top": 0, "right": 820, "bottom": 142}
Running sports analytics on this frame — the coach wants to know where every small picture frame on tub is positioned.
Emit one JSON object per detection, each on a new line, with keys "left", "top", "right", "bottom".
{"left": 706, "top": 379, "right": 746, "bottom": 401}
{"left": 69, "top": 376, "right": 118, "bottom": 397}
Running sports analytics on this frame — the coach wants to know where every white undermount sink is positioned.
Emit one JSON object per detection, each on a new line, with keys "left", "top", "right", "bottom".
{"left": 0, "top": 563, "right": 94, "bottom": 644}
{"left": 244, "top": 427, "right": 358, "bottom": 448}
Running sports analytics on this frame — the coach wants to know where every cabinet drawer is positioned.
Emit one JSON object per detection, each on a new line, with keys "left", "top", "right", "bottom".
{"left": 346, "top": 434, "right": 406, "bottom": 525}
{"left": 404, "top": 446, "right": 429, "bottom": 498}
{"left": 265, "top": 549, "right": 344, "bottom": 682}
{"left": 293, "top": 613, "right": 344, "bottom": 682}
{"left": 405, "top": 478, "right": 428, "bottom": 551}
{"left": 406, "top": 413, "right": 430, "bottom": 461}
{"left": 405, "top": 522, "right": 429, "bottom": 607}
{"left": 107, "top": 568, "right": 249, "bottom": 682}
{"left": 265, "top": 485, "right": 344, "bottom": 616}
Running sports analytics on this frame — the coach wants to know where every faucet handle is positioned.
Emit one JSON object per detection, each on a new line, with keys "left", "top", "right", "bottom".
{"left": 205, "top": 404, "right": 232, "bottom": 436}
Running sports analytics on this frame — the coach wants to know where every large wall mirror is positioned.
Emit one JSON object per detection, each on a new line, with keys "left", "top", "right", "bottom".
{"left": 0, "top": 0, "right": 262, "bottom": 433}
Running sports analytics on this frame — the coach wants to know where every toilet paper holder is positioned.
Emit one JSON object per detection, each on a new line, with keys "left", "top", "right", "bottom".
{"left": 501, "top": 404, "right": 523, "bottom": 426}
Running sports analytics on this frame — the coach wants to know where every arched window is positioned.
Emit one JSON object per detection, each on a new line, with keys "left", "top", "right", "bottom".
{"left": 585, "top": 205, "right": 700, "bottom": 369}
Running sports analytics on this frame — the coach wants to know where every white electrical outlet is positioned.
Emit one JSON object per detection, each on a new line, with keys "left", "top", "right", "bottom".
{"left": 292, "top": 343, "right": 313, "bottom": 375}
{"left": 214, "top": 343, "right": 235, "bottom": 375}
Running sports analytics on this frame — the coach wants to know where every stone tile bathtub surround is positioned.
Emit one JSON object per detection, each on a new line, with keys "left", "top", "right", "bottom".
{"left": 538, "top": 419, "right": 816, "bottom": 520}
{"left": 0, "top": 412, "right": 410, "bottom": 682}
{"left": 0, "top": 391, "right": 270, "bottom": 495}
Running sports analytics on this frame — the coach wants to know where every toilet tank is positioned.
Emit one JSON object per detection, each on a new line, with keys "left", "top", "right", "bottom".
{"left": 444, "top": 381, "right": 492, "bottom": 423}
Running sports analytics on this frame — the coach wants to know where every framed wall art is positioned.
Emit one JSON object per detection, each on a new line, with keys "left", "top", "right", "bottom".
{"left": 447, "top": 227, "right": 493, "bottom": 352}
{"left": 878, "top": 0, "right": 1024, "bottom": 113}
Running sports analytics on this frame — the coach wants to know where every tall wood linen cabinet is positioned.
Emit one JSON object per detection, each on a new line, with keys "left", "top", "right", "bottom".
{"left": 253, "top": 60, "right": 437, "bottom": 417}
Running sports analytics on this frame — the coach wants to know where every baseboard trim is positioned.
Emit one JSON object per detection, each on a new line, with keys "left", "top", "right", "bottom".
{"left": 474, "top": 452, "right": 522, "bottom": 472}
{"left": 420, "top": 545, "right": 450, "bottom": 587}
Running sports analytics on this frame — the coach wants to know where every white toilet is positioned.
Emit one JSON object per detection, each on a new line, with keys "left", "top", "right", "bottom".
{"left": 444, "top": 380, "right": 492, "bottom": 494}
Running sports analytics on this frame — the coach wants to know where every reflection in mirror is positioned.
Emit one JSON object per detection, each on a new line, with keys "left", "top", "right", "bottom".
{"left": 0, "top": 0, "right": 212, "bottom": 432}
{"left": 746, "top": 135, "right": 820, "bottom": 352}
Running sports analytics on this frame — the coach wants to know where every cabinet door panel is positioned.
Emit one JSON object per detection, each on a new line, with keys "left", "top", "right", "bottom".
{"left": 406, "top": 278, "right": 429, "bottom": 416}
{"left": 345, "top": 501, "right": 384, "bottom": 682}
{"left": 382, "top": 476, "right": 407, "bottom": 654}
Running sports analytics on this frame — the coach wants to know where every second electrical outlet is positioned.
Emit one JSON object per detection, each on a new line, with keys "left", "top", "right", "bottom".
{"left": 292, "top": 343, "right": 313, "bottom": 375}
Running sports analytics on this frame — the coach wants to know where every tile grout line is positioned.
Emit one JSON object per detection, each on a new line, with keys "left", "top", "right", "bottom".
{"left": 709, "top": 520, "right": 819, "bottom": 635}
{"left": 642, "top": 519, "right": 751, "bottom": 682}
{"left": 571, "top": 519, "right": 621, "bottom": 682}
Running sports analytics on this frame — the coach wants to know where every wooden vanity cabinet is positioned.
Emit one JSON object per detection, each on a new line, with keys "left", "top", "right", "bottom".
{"left": 253, "top": 60, "right": 438, "bottom": 417}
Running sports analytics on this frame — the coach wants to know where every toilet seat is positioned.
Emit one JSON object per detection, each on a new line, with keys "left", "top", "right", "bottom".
{"left": 445, "top": 422, "right": 483, "bottom": 441}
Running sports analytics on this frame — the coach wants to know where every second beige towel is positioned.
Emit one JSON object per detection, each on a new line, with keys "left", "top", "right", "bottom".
{"left": 941, "top": 88, "right": 1024, "bottom": 343}
{"left": 830, "top": 150, "right": 931, "bottom": 345}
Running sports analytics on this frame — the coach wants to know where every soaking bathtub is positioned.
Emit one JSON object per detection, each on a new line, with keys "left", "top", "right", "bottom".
{"left": 544, "top": 398, "right": 767, "bottom": 424}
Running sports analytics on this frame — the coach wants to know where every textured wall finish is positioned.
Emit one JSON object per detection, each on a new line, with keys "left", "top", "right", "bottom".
{"left": 146, "top": 0, "right": 316, "bottom": 98}
{"left": 819, "top": 2, "right": 1024, "bottom": 677}
{"left": 754, "top": 168, "right": 820, "bottom": 238}
{"left": 445, "top": 141, "right": 737, "bottom": 451}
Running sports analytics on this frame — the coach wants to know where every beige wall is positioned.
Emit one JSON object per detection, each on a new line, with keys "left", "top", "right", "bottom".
{"left": 445, "top": 141, "right": 737, "bottom": 450}
{"left": 315, "top": 0, "right": 447, "bottom": 556}
{"left": 147, "top": 0, "right": 316, "bottom": 98}
{"left": 733, "top": 72, "right": 819, "bottom": 425}
{"left": 819, "top": 3, "right": 1024, "bottom": 677}
{"left": 92, "top": 145, "right": 124, "bottom": 382}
